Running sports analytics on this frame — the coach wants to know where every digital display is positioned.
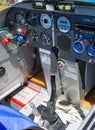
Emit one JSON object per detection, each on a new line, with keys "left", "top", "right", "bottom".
{"left": 60, "top": 20, "right": 67, "bottom": 24}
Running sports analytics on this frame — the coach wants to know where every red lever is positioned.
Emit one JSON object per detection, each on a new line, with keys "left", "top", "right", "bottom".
{"left": 2, "top": 38, "right": 11, "bottom": 45}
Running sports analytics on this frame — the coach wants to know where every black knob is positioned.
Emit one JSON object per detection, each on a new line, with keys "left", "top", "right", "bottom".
{"left": 0, "top": 67, "right": 6, "bottom": 77}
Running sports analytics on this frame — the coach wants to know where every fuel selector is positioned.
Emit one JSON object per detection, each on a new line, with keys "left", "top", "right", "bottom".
{"left": 73, "top": 40, "right": 85, "bottom": 54}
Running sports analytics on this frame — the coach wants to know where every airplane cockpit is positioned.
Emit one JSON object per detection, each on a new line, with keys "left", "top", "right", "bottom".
{"left": 0, "top": 0, "right": 95, "bottom": 129}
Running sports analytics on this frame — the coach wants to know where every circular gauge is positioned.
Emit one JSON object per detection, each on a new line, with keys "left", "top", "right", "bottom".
{"left": 29, "top": 29, "right": 39, "bottom": 42}
{"left": 40, "top": 13, "right": 51, "bottom": 29}
{"left": 15, "top": 13, "right": 26, "bottom": 26}
{"left": 27, "top": 12, "right": 38, "bottom": 26}
{"left": 87, "top": 45, "right": 95, "bottom": 57}
{"left": 40, "top": 32, "right": 52, "bottom": 46}
{"left": 57, "top": 16, "right": 71, "bottom": 33}
{"left": 73, "top": 41, "right": 85, "bottom": 54}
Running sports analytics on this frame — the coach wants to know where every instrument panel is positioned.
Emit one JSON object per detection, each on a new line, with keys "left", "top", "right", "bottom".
{"left": 5, "top": 3, "right": 95, "bottom": 64}
{"left": 6, "top": 7, "right": 53, "bottom": 49}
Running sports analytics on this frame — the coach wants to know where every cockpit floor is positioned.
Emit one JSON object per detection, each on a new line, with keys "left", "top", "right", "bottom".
{"left": 81, "top": 87, "right": 95, "bottom": 109}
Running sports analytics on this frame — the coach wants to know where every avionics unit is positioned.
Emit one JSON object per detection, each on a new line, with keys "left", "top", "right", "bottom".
{"left": 55, "top": 12, "right": 95, "bottom": 64}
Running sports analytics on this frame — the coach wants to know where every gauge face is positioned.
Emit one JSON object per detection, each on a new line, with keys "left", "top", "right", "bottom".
{"left": 57, "top": 16, "right": 71, "bottom": 33}
{"left": 40, "top": 32, "right": 52, "bottom": 46}
{"left": 87, "top": 45, "right": 95, "bottom": 57}
{"left": 15, "top": 13, "right": 26, "bottom": 26}
{"left": 27, "top": 12, "right": 38, "bottom": 26}
{"left": 29, "top": 29, "right": 39, "bottom": 42}
{"left": 40, "top": 13, "right": 51, "bottom": 29}
{"left": 73, "top": 41, "right": 85, "bottom": 54}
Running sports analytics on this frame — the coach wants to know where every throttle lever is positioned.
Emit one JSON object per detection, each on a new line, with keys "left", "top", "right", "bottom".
{"left": 16, "top": 35, "right": 25, "bottom": 61}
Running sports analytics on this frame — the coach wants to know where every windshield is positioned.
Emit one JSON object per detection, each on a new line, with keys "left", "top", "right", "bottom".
{"left": 0, "top": 0, "right": 25, "bottom": 11}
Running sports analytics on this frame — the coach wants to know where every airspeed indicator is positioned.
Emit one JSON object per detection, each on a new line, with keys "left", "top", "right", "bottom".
{"left": 40, "top": 13, "right": 51, "bottom": 29}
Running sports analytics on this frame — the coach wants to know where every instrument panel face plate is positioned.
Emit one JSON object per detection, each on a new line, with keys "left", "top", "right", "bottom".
{"left": 5, "top": 3, "right": 95, "bottom": 64}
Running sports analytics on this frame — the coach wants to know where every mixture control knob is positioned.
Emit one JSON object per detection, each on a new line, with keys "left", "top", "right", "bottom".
{"left": 17, "top": 35, "right": 25, "bottom": 43}
{"left": 87, "top": 45, "right": 95, "bottom": 57}
{"left": 73, "top": 40, "right": 85, "bottom": 54}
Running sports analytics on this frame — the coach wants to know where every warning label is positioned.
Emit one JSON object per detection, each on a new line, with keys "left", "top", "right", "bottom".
{"left": 8, "top": 85, "right": 41, "bottom": 107}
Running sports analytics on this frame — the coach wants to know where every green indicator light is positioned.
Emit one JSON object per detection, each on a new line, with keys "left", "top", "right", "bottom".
{"left": 65, "top": 5, "right": 71, "bottom": 10}
{"left": 58, "top": 5, "right": 64, "bottom": 10}
{"left": 35, "top": 2, "right": 43, "bottom": 7}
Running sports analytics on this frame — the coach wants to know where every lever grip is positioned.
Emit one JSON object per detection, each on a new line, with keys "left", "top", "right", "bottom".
{"left": 50, "top": 46, "right": 59, "bottom": 75}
